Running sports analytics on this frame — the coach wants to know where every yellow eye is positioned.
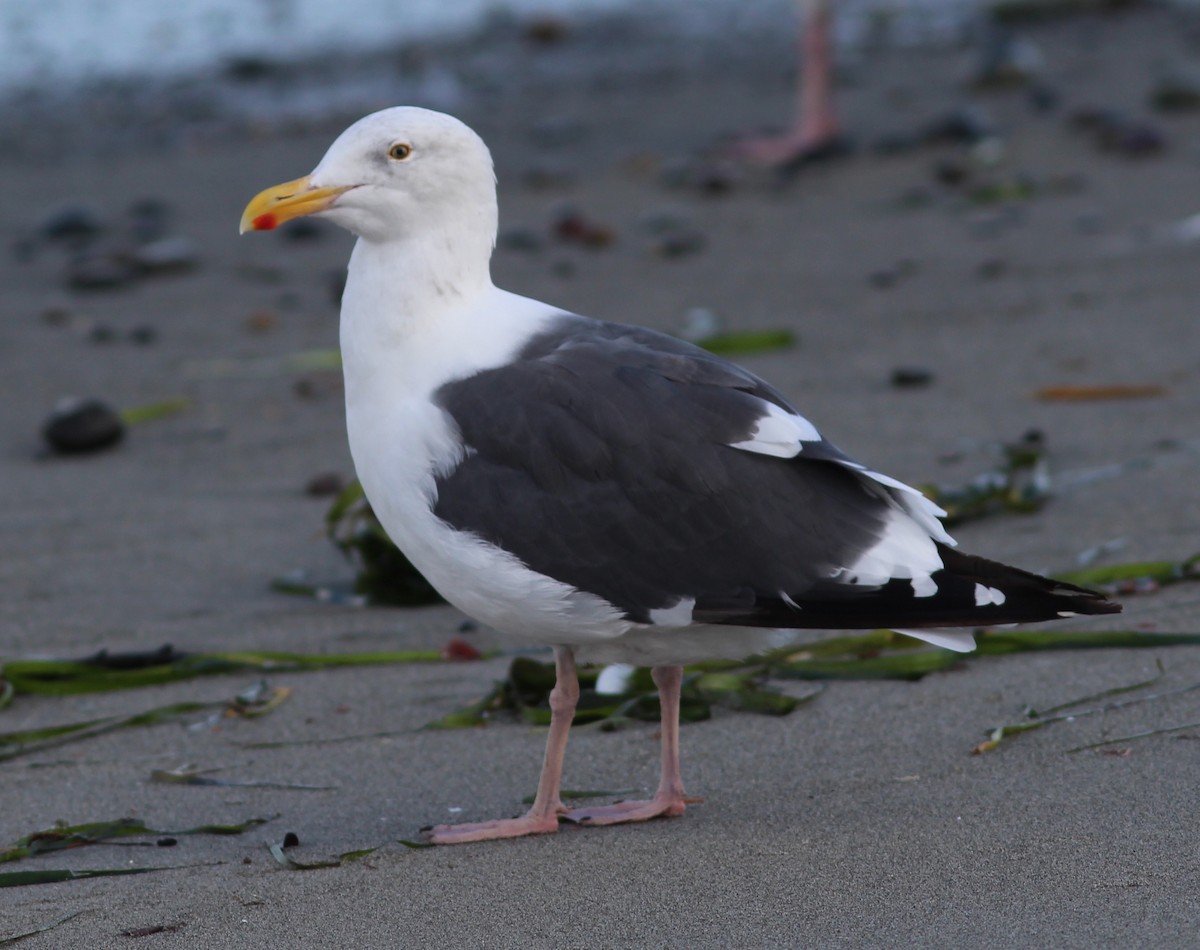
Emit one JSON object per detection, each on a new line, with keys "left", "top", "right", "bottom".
{"left": 388, "top": 143, "right": 413, "bottom": 161}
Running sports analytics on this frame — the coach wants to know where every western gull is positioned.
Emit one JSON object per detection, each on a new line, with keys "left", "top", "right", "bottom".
{"left": 240, "top": 107, "right": 1120, "bottom": 845}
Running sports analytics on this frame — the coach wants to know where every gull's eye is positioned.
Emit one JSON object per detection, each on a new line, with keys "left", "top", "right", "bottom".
{"left": 388, "top": 142, "right": 413, "bottom": 161}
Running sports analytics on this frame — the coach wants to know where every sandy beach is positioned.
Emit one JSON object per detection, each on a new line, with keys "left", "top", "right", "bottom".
{"left": 3, "top": 6, "right": 1200, "bottom": 947}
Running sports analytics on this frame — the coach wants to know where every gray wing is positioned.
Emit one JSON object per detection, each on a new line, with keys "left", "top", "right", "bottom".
{"left": 432, "top": 315, "right": 1117, "bottom": 629}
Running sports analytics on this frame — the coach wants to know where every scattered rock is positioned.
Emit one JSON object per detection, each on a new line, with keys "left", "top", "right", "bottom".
{"left": 224, "top": 55, "right": 278, "bottom": 82}
{"left": 976, "top": 258, "right": 1008, "bottom": 280}
{"left": 129, "top": 236, "right": 199, "bottom": 273}
{"left": 642, "top": 210, "right": 707, "bottom": 259}
{"left": 680, "top": 307, "right": 722, "bottom": 342}
{"left": 1027, "top": 83, "right": 1060, "bottom": 113}
{"left": 128, "top": 325, "right": 158, "bottom": 345}
{"left": 42, "top": 398, "right": 125, "bottom": 454}
{"left": 922, "top": 104, "right": 997, "bottom": 146}
{"left": 552, "top": 206, "right": 615, "bottom": 248}
{"left": 890, "top": 367, "right": 934, "bottom": 389}
{"left": 1069, "top": 107, "right": 1165, "bottom": 158}
{"left": 523, "top": 14, "right": 570, "bottom": 45}
{"left": 39, "top": 304, "right": 73, "bottom": 327}
{"left": 306, "top": 472, "right": 345, "bottom": 497}
{"left": 650, "top": 229, "right": 707, "bottom": 259}
{"left": 245, "top": 309, "right": 278, "bottom": 334}
{"left": 41, "top": 205, "right": 103, "bottom": 244}
{"left": 87, "top": 323, "right": 117, "bottom": 344}
{"left": 1150, "top": 67, "right": 1200, "bottom": 113}
{"left": 293, "top": 375, "right": 341, "bottom": 400}
{"left": 868, "top": 260, "right": 918, "bottom": 290}
{"left": 970, "top": 28, "right": 1042, "bottom": 89}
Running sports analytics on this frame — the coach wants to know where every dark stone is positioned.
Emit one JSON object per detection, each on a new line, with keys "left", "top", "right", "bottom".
{"left": 129, "top": 236, "right": 198, "bottom": 273}
{"left": 305, "top": 472, "right": 346, "bottom": 497}
{"left": 87, "top": 323, "right": 118, "bottom": 344}
{"left": 42, "top": 398, "right": 125, "bottom": 454}
{"left": 890, "top": 367, "right": 934, "bottom": 389}
{"left": 42, "top": 205, "right": 104, "bottom": 243}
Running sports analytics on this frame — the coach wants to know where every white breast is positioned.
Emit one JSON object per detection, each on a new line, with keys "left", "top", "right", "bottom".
{"left": 340, "top": 279, "right": 631, "bottom": 646}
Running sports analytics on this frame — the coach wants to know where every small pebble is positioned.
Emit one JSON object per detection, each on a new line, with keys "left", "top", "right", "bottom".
{"left": 39, "top": 304, "right": 73, "bottom": 327}
{"left": 87, "top": 323, "right": 118, "bottom": 344}
{"left": 523, "top": 14, "right": 569, "bottom": 44}
{"left": 305, "top": 472, "right": 345, "bottom": 497}
{"left": 552, "top": 208, "right": 614, "bottom": 248}
{"left": 922, "top": 105, "right": 995, "bottom": 146}
{"left": 130, "top": 236, "right": 198, "bottom": 273}
{"left": 42, "top": 205, "right": 103, "bottom": 244}
{"left": 42, "top": 398, "right": 125, "bottom": 454}
{"left": 245, "top": 309, "right": 278, "bottom": 334}
{"left": 975, "top": 258, "right": 1008, "bottom": 280}
{"left": 1027, "top": 83, "right": 1060, "bottom": 113}
{"left": 680, "top": 307, "right": 721, "bottom": 342}
{"left": 225, "top": 55, "right": 277, "bottom": 82}
{"left": 651, "top": 230, "right": 707, "bottom": 259}
{"left": 890, "top": 367, "right": 934, "bottom": 389}
{"left": 1150, "top": 67, "right": 1200, "bottom": 113}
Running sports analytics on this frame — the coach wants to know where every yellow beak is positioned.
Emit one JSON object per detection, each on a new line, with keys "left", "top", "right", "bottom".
{"left": 239, "top": 175, "right": 353, "bottom": 233}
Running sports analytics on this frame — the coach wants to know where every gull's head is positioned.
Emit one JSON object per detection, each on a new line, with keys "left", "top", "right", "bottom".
{"left": 240, "top": 107, "right": 497, "bottom": 246}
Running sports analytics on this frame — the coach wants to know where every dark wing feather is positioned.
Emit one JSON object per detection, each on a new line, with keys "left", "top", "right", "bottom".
{"left": 432, "top": 315, "right": 1119, "bottom": 628}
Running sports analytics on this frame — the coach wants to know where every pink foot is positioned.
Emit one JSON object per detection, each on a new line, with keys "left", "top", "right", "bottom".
{"left": 563, "top": 793, "right": 697, "bottom": 827}
{"left": 425, "top": 811, "right": 561, "bottom": 845}
{"left": 724, "top": 127, "right": 848, "bottom": 170}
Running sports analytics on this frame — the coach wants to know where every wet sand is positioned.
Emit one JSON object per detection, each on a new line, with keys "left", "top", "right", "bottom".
{"left": 2, "top": 7, "right": 1200, "bottom": 947}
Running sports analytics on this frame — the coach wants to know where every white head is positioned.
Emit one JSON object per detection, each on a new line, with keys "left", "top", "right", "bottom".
{"left": 241, "top": 107, "right": 499, "bottom": 253}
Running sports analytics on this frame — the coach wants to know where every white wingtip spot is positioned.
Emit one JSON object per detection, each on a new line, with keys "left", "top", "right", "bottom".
{"left": 728, "top": 401, "right": 821, "bottom": 459}
{"left": 973, "top": 584, "right": 1007, "bottom": 607}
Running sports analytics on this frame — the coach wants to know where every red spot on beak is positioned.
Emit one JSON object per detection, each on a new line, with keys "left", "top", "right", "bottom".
{"left": 252, "top": 213, "right": 278, "bottom": 231}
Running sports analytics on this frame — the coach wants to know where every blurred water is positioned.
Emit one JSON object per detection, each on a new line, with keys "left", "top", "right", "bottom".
{"left": 0, "top": 0, "right": 986, "bottom": 94}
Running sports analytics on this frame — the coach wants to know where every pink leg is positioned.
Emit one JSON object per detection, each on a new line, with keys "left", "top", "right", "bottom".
{"left": 426, "top": 648, "right": 579, "bottom": 844}
{"left": 563, "top": 665, "right": 692, "bottom": 826}
{"left": 729, "top": 0, "right": 844, "bottom": 167}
